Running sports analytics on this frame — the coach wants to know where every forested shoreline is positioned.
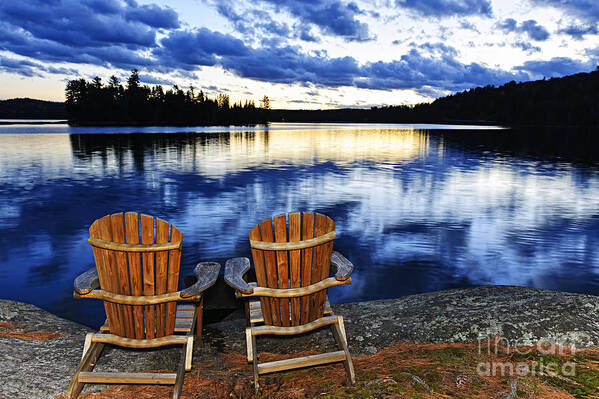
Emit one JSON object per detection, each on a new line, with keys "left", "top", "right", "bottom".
{"left": 269, "top": 68, "right": 599, "bottom": 126}
{"left": 64, "top": 70, "right": 269, "bottom": 126}
{"left": 4, "top": 67, "right": 599, "bottom": 126}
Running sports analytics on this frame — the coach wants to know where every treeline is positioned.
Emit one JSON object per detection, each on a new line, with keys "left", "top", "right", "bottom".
{"left": 65, "top": 70, "right": 269, "bottom": 125}
{"left": 423, "top": 67, "right": 599, "bottom": 125}
{"left": 270, "top": 68, "right": 599, "bottom": 126}
{"left": 23, "top": 66, "right": 599, "bottom": 126}
{"left": 0, "top": 98, "right": 66, "bottom": 119}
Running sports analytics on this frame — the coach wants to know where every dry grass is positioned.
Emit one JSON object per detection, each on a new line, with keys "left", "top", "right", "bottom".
{"left": 54, "top": 338, "right": 599, "bottom": 398}
{"left": 0, "top": 321, "right": 70, "bottom": 340}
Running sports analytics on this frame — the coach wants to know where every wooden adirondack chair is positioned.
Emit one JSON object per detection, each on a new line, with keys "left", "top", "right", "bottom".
{"left": 67, "top": 212, "right": 220, "bottom": 399}
{"left": 224, "top": 212, "right": 355, "bottom": 390}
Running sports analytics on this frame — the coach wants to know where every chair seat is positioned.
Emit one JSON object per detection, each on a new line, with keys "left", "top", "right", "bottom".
{"left": 100, "top": 303, "right": 195, "bottom": 334}
{"left": 248, "top": 297, "right": 333, "bottom": 325}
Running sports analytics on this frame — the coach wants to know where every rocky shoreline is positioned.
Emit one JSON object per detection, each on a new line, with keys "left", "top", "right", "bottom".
{"left": 2, "top": 285, "right": 599, "bottom": 398}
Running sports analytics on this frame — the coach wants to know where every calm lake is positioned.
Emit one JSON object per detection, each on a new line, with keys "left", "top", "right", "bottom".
{"left": 1, "top": 122, "right": 598, "bottom": 328}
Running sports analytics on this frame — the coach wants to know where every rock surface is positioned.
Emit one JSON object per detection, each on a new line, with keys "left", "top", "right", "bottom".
{"left": 1, "top": 285, "right": 599, "bottom": 399}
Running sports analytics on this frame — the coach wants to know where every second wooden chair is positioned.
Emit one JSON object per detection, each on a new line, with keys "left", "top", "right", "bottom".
{"left": 225, "top": 212, "right": 356, "bottom": 390}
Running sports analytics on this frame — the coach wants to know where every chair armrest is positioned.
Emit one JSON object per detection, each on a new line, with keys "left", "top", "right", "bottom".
{"left": 331, "top": 251, "right": 354, "bottom": 281}
{"left": 180, "top": 261, "right": 221, "bottom": 298}
{"left": 224, "top": 257, "right": 253, "bottom": 294}
{"left": 74, "top": 267, "right": 100, "bottom": 295}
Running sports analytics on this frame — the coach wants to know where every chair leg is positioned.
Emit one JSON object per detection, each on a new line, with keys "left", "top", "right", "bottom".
{"left": 251, "top": 333, "right": 259, "bottom": 392}
{"left": 246, "top": 327, "right": 253, "bottom": 363}
{"left": 185, "top": 336, "right": 194, "bottom": 371}
{"left": 331, "top": 316, "right": 355, "bottom": 385}
{"left": 244, "top": 300, "right": 251, "bottom": 327}
{"left": 173, "top": 338, "right": 188, "bottom": 399}
{"left": 67, "top": 340, "right": 104, "bottom": 399}
{"left": 195, "top": 297, "right": 203, "bottom": 342}
{"left": 81, "top": 333, "right": 92, "bottom": 360}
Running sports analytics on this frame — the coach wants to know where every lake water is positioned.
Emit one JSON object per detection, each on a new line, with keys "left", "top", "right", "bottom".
{"left": 1, "top": 122, "right": 598, "bottom": 328}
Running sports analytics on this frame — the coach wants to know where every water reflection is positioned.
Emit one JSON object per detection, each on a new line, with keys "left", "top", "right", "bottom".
{"left": 1, "top": 126, "right": 598, "bottom": 327}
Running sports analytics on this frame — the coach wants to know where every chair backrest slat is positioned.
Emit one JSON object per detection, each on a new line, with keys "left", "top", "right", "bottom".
{"left": 140, "top": 214, "right": 156, "bottom": 340}
{"left": 90, "top": 215, "right": 122, "bottom": 335}
{"left": 155, "top": 218, "right": 169, "bottom": 338}
{"left": 110, "top": 213, "right": 135, "bottom": 337}
{"left": 249, "top": 225, "right": 273, "bottom": 325}
{"left": 89, "top": 212, "right": 182, "bottom": 339}
{"left": 288, "top": 212, "right": 302, "bottom": 326}
{"left": 250, "top": 212, "right": 335, "bottom": 327}
{"left": 300, "top": 212, "right": 315, "bottom": 324}
{"left": 259, "top": 218, "right": 281, "bottom": 326}
{"left": 274, "top": 214, "right": 290, "bottom": 327}
{"left": 165, "top": 225, "right": 182, "bottom": 336}
{"left": 309, "top": 214, "right": 335, "bottom": 321}
{"left": 124, "top": 212, "right": 144, "bottom": 339}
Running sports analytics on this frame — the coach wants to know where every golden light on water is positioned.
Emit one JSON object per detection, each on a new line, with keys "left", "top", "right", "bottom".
{"left": 196, "top": 128, "right": 429, "bottom": 177}
{"left": 0, "top": 127, "right": 431, "bottom": 180}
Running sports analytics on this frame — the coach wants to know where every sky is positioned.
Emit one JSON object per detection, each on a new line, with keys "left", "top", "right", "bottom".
{"left": 0, "top": 0, "right": 598, "bottom": 109}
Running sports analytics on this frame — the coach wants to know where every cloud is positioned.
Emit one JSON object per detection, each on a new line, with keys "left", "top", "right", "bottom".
{"left": 497, "top": 18, "right": 550, "bottom": 41}
{"left": 154, "top": 28, "right": 249, "bottom": 70}
{"left": 0, "top": 55, "right": 78, "bottom": 77}
{"left": 512, "top": 41, "right": 541, "bottom": 54}
{"left": 413, "top": 42, "right": 459, "bottom": 57}
{"left": 124, "top": 3, "right": 179, "bottom": 29}
{"left": 356, "top": 48, "right": 528, "bottom": 92}
{"left": 0, "top": 56, "right": 42, "bottom": 77}
{"left": 297, "top": 25, "right": 321, "bottom": 42}
{"left": 557, "top": 24, "right": 599, "bottom": 40}
{"left": 3, "top": 0, "right": 592, "bottom": 101}
{"left": 0, "top": 1, "right": 180, "bottom": 49}
{"left": 530, "top": 0, "right": 599, "bottom": 22}
{"left": 215, "top": 0, "right": 372, "bottom": 42}
{"left": 459, "top": 20, "right": 480, "bottom": 33}
{"left": 138, "top": 74, "right": 174, "bottom": 85}
{"left": 514, "top": 57, "right": 596, "bottom": 78}
{"left": 150, "top": 33, "right": 525, "bottom": 94}
{"left": 0, "top": 0, "right": 180, "bottom": 75}
{"left": 395, "top": 0, "right": 493, "bottom": 18}
{"left": 219, "top": 45, "right": 362, "bottom": 86}
{"left": 1, "top": 14, "right": 534, "bottom": 96}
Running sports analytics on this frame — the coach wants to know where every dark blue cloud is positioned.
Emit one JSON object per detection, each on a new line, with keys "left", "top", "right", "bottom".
{"left": 154, "top": 28, "right": 249, "bottom": 70}
{"left": 0, "top": 1, "right": 179, "bottom": 49}
{"left": 125, "top": 4, "right": 179, "bottom": 29}
{"left": 0, "top": 55, "right": 78, "bottom": 77}
{"left": 557, "top": 24, "right": 598, "bottom": 40}
{"left": 497, "top": 18, "right": 550, "bottom": 41}
{"left": 585, "top": 47, "right": 599, "bottom": 57}
{"left": 395, "top": 0, "right": 492, "bottom": 18}
{"left": 512, "top": 41, "right": 541, "bottom": 54}
{"left": 459, "top": 20, "right": 480, "bottom": 33}
{"left": 0, "top": 56, "right": 42, "bottom": 77}
{"left": 357, "top": 49, "right": 528, "bottom": 92}
{"left": 138, "top": 74, "right": 174, "bottom": 85}
{"left": 413, "top": 42, "right": 459, "bottom": 57}
{"left": 298, "top": 26, "right": 321, "bottom": 42}
{"left": 530, "top": 0, "right": 599, "bottom": 22}
{"left": 214, "top": 2, "right": 298, "bottom": 45}
{"left": 219, "top": 45, "right": 361, "bottom": 86}
{"left": 0, "top": 24, "right": 155, "bottom": 70}
{"left": 1, "top": 0, "right": 594, "bottom": 100}
{"left": 256, "top": 0, "right": 372, "bottom": 41}
{"left": 514, "top": 57, "right": 596, "bottom": 78}
{"left": 0, "top": 0, "right": 180, "bottom": 76}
